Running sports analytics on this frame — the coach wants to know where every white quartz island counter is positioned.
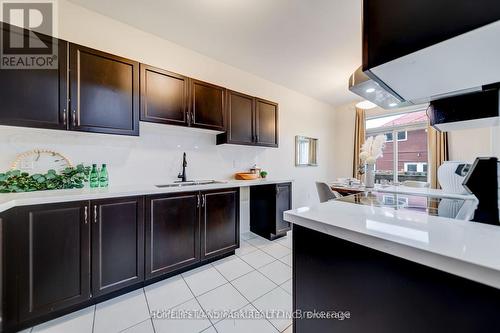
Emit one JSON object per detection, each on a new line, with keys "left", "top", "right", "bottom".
{"left": 0, "top": 178, "right": 293, "bottom": 214}
{"left": 284, "top": 199, "right": 500, "bottom": 289}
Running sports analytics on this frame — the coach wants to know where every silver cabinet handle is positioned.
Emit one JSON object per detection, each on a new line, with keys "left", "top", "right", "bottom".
{"left": 84, "top": 206, "right": 88, "bottom": 224}
{"left": 62, "top": 109, "right": 67, "bottom": 126}
{"left": 94, "top": 205, "right": 98, "bottom": 224}
{"left": 197, "top": 194, "right": 200, "bottom": 208}
{"left": 191, "top": 111, "right": 195, "bottom": 124}
{"left": 72, "top": 109, "right": 77, "bottom": 127}
{"left": 202, "top": 194, "right": 206, "bottom": 207}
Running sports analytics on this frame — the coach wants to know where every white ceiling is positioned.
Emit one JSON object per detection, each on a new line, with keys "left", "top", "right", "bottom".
{"left": 68, "top": 0, "right": 362, "bottom": 106}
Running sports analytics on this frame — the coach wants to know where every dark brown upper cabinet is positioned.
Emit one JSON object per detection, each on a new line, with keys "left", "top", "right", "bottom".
{"left": 219, "top": 90, "right": 255, "bottom": 144}
{"left": 217, "top": 92, "right": 279, "bottom": 147}
{"left": 189, "top": 79, "right": 225, "bottom": 131}
{"left": 17, "top": 202, "right": 91, "bottom": 321}
{"left": 91, "top": 197, "right": 144, "bottom": 297}
{"left": 0, "top": 23, "right": 68, "bottom": 130}
{"left": 69, "top": 44, "right": 139, "bottom": 136}
{"left": 140, "top": 64, "right": 188, "bottom": 126}
{"left": 201, "top": 188, "right": 239, "bottom": 261}
{"left": 255, "top": 98, "right": 278, "bottom": 147}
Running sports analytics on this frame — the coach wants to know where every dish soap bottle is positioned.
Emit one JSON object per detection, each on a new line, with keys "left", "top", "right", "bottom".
{"left": 90, "top": 164, "right": 99, "bottom": 188}
{"left": 99, "top": 164, "right": 109, "bottom": 188}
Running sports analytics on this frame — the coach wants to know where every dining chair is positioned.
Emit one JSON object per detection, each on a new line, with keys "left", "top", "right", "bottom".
{"left": 316, "top": 182, "right": 342, "bottom": 203}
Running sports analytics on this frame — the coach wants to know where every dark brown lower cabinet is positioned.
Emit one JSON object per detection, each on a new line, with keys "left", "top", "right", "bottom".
{"left": 2, "top": 190, "right": 239, "bottom": 332}
{"left": 145, "top": 192, "right": 200, "bottom": 279}
{"left": 250, "top": 182, "right": 292, "bottom": 240}
{"left": 201, "top": 189, "right": 239, "bottom": 260}
{"left": 17, "top": 202, "right": 91, "bottom": 321}
{"left": 91, "top": 197, "right": 144, "bottom": 297}
{"left": 276, "top": 183, "right": 292, "bottom": 235}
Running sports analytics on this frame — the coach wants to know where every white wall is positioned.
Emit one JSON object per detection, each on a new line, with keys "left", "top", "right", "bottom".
{"left": 448, "top": 127, "right": 495, "bottom": 162}
{"left": 0, "top": 0, "right": 336, "bottom": 207}
{"left": 332, "top": 101, "right": 499, "bottom": 179}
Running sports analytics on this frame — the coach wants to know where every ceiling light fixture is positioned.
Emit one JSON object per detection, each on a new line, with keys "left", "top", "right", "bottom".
{"left": 366, "top": 88, "right": 376, "bottom": 93}
{"left": 355, "top": 100, "right": 377, "bottom": 110}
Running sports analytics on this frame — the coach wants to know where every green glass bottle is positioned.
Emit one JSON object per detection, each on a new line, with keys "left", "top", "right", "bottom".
{"left": 90, "top": 164, "right": 99, "bottom": 188}
{"left": 99, "top": 164, "right": 109, "bottom": 188}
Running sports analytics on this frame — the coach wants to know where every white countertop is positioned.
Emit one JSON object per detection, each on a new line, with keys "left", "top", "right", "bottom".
{"left": 284, "top": 197, "right": 500, "bottom": 289}
{"left": 0, "top": 179, "right": 293, "bottom": 214}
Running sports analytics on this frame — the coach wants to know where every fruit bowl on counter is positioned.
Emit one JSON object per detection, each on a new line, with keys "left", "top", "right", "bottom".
{"left": 235, "top": 172, "right": 260, "bottom": 180}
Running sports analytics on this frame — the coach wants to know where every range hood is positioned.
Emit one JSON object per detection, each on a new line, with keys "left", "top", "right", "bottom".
{"left": 348, "top": 67, "right": 413, "bottom": 110}
{"left": 350, "top": 1, "right": 500, "bottom": 113}
{"left": 368, "top": 20, "right": 500, "bottom": 105}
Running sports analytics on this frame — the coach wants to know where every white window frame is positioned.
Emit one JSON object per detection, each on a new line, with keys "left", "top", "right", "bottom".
{"left": 385, "top": 130, "right": 407, "bottom": 142}
{"left": 366, "top": 110, "right": 428, "bottom": 183}
{"left": 404, "top": 162, "right": 427, "bottom": 173}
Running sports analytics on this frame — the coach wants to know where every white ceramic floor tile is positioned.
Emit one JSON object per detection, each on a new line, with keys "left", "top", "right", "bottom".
{"left": 239, "top": 250, "right": 275, "bottom": 269}
{"left": 276, "top": 236, "right": 292, "bottom": 249}
{"left": 182, "top": 265, "right": 227, "bottom": 296}
{"left": 121, "top": 319, "right": 154, "bottom": 333}
{"left": 94, "top": 289, "right": 150, "bottom": 333}
{"left": 235, "top": 240, "right": 259, "bottom": 257}
{"left": 260, "top": 243, "right": 291, "bottom": 259}
{"left": 280, "top": 279, "right": 292, "bottom": 295}
{"left": 145, "top": 275, "right": 194, "bottom": 312}
{"left": 153, "top": 298, "right": 212, "bottom": 333}
{"left": 246, "top": 236, "right": 273, "bottom": 248}
{"left": 32, "top": 306, "right": 94, "bottom": 333}
{"left": 232, "top": 270, "right": 277, "bottom": 302}
{"left": 196, "top": 284, "right": 249, "bottom": 322}
{"left": 252, "top": 287, "right": 292, "bottom": 332}
{"left": 240, "top": 231, "right": 258, "bottom": 241}
{"left": 214, "top": 304, "right": 278, "bottom": 333}
{"left": 212, "top": 255, "right": 254, "bottom": 281}
{"left": 258, "top": 261, "right": 292, "bottom": 285}
{"left": 282, "top": 324, "right": 293, "bottom": 333}
{"left": 200, "top": 326, "right": 217, "bottom": 333}
{"left": 279, "top": 254, "right": 292, "bottom": 267}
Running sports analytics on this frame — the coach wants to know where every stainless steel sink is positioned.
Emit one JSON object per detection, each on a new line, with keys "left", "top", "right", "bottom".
{"left": 155, "top": 180, "right": 226, "bottom": 188}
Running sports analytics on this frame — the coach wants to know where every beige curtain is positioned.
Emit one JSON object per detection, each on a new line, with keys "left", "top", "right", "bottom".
{"left": 353, "top": 107, "right": 366, "bottom": 179}
{"left": 428, "top": 125, "right": 449, "bottom": 189}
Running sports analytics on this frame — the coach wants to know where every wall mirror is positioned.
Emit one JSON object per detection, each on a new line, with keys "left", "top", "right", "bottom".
{"left": 295, "top": 136, "right": 318, "bottom": 166}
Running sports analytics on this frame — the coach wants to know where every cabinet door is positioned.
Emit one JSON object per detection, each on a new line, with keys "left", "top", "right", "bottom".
{"left": 226, "top": 90, "right": 255, "bottom": 144}
{"left": 0, "top": 24, "right": 68, "bottom": 130}
{"left": 201, "top": 189, "right": 239, "bottom": 260}
{"left": 69, "top": 44, "right": 139, "bottom": 136}
{"left": 275, "top": 183, "right": 292, "bottom": 235}
{"left": 145, "top": 193, "right": 200, "bottom": 279}
{"left": 140, "top": 64, "right": 188, "bottom": 126}
{"left": 91, "top": 197, "right": 144, "bottom": 297}
{"left": 190, "top": 79, "right": 225, "bottom": 131}
{"left": 255, "top": 99, "right": 278, "bottom": 147}
{"left": 17, "top": 202, "right": 90, "bottom": 321}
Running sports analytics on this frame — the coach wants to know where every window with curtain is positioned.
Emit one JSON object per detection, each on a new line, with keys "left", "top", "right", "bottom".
{"left": 365, "top": 110, "right": 428, "bottom": 184}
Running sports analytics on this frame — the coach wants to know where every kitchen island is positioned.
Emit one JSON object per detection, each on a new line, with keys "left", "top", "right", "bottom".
{"left": 284, "top": 191, "right": 500, "bottom": 332}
